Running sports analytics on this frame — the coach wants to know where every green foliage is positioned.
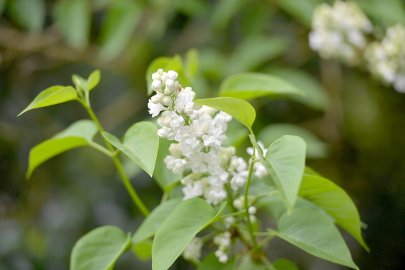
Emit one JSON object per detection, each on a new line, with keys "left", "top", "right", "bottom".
{"left": 152, "top": 198, "right": 226, "bottom": 270}
{"left": 300, "top": 171, "right": 369, "bottom": 250}
{"left": 70, "top": 226, "right": 131, "bottom": 270}
{"left": 194, "top": 97, "right": 256, "bottom": 130}
{"left": 358, "top": 0, "right": 405, "bottom": 25}
{"left": 8, "top": 0, "right": 45, "bottom": 32}
{"left": 219, "top": 73, "right": 302, "bottom": 100}
{"left": 237, "top": 255, "right": 266, "bottom": 270}
{"left": 26, "top": 120, "right": 97, "bottom": 179}
{"left": 272, "top": 207, "right": 359, "bottom": 269}
{"left": 103, "top": 121, "right": 159, "bottom": 177}
{"left": 258, "top": 124, "right": 328, "bottom": 159}
{"left": 262, "top": 135, "right": 307, "bottom": 211}
{"left": 132, "top": 239, "right": 153, "bottom": 261}
{"left": 72, "top": 70, "right": 101, "bottom": 93}
{"left": 276, "top": 0, "right": 324, "bottom": 27}
{"left": 54, "top": 0, "right": 90, "bottom": 49}
{"left": 18, "top": 86, "right": 78, "bottom": 116}
{"left": 153, "top": 138, "right": 180, "bottom": 189}
{"left": 273, "top": 259, "right": 299, "bottom": 270}
{"left": 99, "top": 0, "right": 142, "bottom": 59}
{"left": 132, "top": 199, "right": 181, "bottom": 244}
{"left": 197, "top": 253, "right": 234, "bottom": 270}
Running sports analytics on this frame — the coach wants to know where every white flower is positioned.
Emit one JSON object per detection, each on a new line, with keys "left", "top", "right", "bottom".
{"left": 213, "top": 231, "right": 231, "bottom": 263}
{"left": 309, "top": 0, "right": 372, "bottom": 65}
{"left": 365, "top": 24, "right": 405, "bottom": 93}
{"left": 148, "top": 101, "right": 165, "bottom": 117}
{"left": 183, "top": 237, "right": 203, "bottom": 261}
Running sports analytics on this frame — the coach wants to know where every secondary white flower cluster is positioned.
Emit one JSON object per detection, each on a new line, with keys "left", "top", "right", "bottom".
{"left": 247, "top": 141, "right": 268, "bottom": 178}
{"left": 309, "top": 0, "right": 372, "bottom": 65}
{"left": 365, "top": 24, "right": 405, "bottom": 93}
{"left": 233, "top": 196, "right": 257, "bottom": 223}
{"left": 148, "top": 69, "right": 248, "bottom": 205}
{"left": 182, "top": 237, "right": 203, "bottom": 261}
{"left": 214, "top": 231, "right": 231, "bottom": 263}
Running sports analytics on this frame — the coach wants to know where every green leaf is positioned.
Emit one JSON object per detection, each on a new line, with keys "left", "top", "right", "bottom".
{"left": 299, "top": 172, "right": 369, "bottom": 250}
{"left": 152, "top": 198, "right": 226, "bottom": 270}
{"left": 276, "top": 0, "right": 324, "bottom": 27}
{"left": 153, "top": 138, "right": 180, "bottom": 189}
{"left": 132, "top": 199, "right": 182, "bottom": 244}
{"left": 54, "top": 0, "right": 90, "bottom": 49}
{"left": 219, "top": 73, "right": 302, "bottom": 100}
{"left": 146, "top": 56, "right": 185, "bottom": 95}
{"left": 228, "top": 37, "right": 287, "bottom": 74}
{"left": 273, "top": 207, "right": 359, "bottom": 269}
{"left": 268, "top": 68, "right": 329, "bottom": 111}
{"left": 103, "top": 121, "right": 159, "bottom": 177}
{"left": 198, "top": 253, "right": 234, "bottom": 270}
{"left": 18, "top": 86, "right": 78, "bottom": 116}
{"left": 358, "top": 0, "right": 405, "bottom": 25}
{"left": 273, "top": 258, "right": 299, "bottom": 270}
{"left": 237, "top": 255, "right": 266, "bottom": 270}
{"left": 185, "top": 49, "right": 199, "bottom": 81}
{"left": 70, "top": 226, "right": 131, "bottom": 270}
{"left": 88, "top": 70, "right": 101, "bottom": 91}
{"left": 132, "top": 239, "right": 153, "bottom": 261}
{"left": 8, "top": 0, "right": 45, "bottom": 32}
{"left": 194, "top": 97, "right": 256, "bottom": 130}
{"left": 26, "top": 120, "right": 97, "bottom": 178}
{"left": 258, "top": 124, "right": 328, "bottom": 159}
{"left": 99, "top": 0, "right": 141, "bottom": 60}
{"left": 262, "top": 135, "right": 306, "bottom": 210}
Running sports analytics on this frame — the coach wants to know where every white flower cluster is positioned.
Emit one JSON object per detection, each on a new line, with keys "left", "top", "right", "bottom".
{"left": 233, "top": 196, "right": 257, "bottom": 223}
{"left": 182, "top": 237, "right": 203, "bottom": 261}
{"left": 148, "top": 69, "right": 248, "bottom": 205}
{"left": 309, "top": 0, "right": 372, "bottom": 65}
{"left": 365, "top": 24, "right": 405, "bottom": 93}
{"left": 247, "top": 141, "right": 268, "bottom": 178}
{"left": 214, "top": 231, "right": 231, "bottom": 263}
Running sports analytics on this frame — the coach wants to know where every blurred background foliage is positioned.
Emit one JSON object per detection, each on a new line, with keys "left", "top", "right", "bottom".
{"left": 0, "top": 0, "right": 404, "bottom": 269}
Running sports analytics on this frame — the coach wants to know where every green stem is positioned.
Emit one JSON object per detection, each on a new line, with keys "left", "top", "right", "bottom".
{"left": 244, "top": 154, "right": 258, "bottom": 249}
{"left": 82, "top": 101, "right": 149, "bottom": 216}
{"left": 225, "top": 182, "right": 237, "bottom": 212}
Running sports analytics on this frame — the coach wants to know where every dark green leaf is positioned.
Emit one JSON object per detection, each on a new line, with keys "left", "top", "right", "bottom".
{"left": 132, "top": 199, "right": 182, "bottom": 244}
{"left": 219, "top": 73, "right": 302, "bottom": 100}
{"left": 299, "top": 172, "right": 369, "bottom": 250}
{"left": 70, "top": 226, "right": 130, "bottom": 270}
{"left": 152, "top": 198, "right": 226, "bottom": 270}
{"left": 237, "top": 255, "right": 266, "bottom": 270}
{"left": 194, "top": 97, "right": 256, "bottom": 130}
{"left": 18, "top": 86, "right": 77, "bottom": 116}
{"left": 54, "top": 0, "right": 90, "bottom": 49}
{"left": 26, "top": 120, "right": 97, "bottom": 178}
{"left": 262, "top": 135, "right": 306, "bottom": 210}
{"left": 132, "top": 239, "right": 153, "bottom": 261}
{"left": 273, "top": 258, "right": 299, "bottom": 270}
{"left": 273, "top": 207, "right": 359, "bottom": 269}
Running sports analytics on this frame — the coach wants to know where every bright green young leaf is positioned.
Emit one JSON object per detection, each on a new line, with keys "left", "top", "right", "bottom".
{"left": 219, "top": 73, "right": 302, "bottom": 100}
{"left": 132, "top": 239, "right": 153, "bottom": 261}
{"left": 268, "top": 68, "right": 329, "bottom": 111}
{"left": 99, "top": 0, "right": 141, "bottom": 60}
{"left": 153, "top": 138, "right": 180, "bottom": 189}
{"left": 258, "top": 124, "right": 328, "bottom": 159}
{"left": 228, "top": 36, "right": 287, "bottom": 74}
{"left": 72, "top": 70, "right": 101, "bottom": 92}
{"left": 198, "top": 253, "right": 234, "bottom": 270}
{"left": 70, "top": 226, "right": 131, "bottom": 270}
{"left": 300, "top": 172, "right": 369, "bottom": 250}
{"left": 273, "top": 207, "right": 359, "bottom": 270}
{"left": 194, "top": 97, "right": 256, "bottom": 130}
{"left": 273, "top": 258, "right": 299, "bottom": 270}
{"left": 103, "top": 121, "right": 159, "bottom": 177}
{"left": 152, "top": 198, "right": 226, "bottom": 270}
{"left": 8, "top": 0, "right": 45, "bottom": 32}
{"left": 18, "top": 86, "right": 78, "bottom": 116}
{"left": 185, "top": 49, "right": 199, "bottom": 81}
{"left": 132, "top": 199, "right": 182, "bottom": 244}
{"left": 54, "top": 0, "right": 90, "bottom": 49}
{"left": 262, "top": 135, "right": 306, "bottom": 211}
{"left": 237, "top": 255, "right": 266, "bottom": 270}
{"left": 146, "top": 56, "right": 185, "bottom": 95}
{"left": 26, "top": 120, "right": 97, "bottom": 178}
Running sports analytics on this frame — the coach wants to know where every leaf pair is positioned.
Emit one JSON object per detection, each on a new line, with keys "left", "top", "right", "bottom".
{"left": 71, "top": 198, "right": 225, "bottom": 270}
